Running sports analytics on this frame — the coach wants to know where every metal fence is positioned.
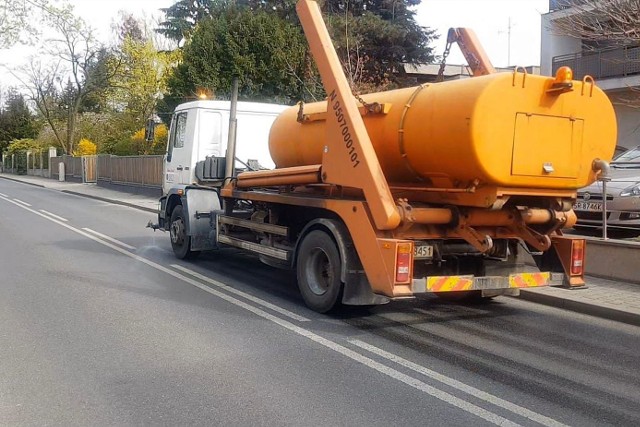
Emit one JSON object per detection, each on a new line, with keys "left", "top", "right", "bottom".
{"left": 50, "top": 155, "right": 84, "bottom": 181}
{"left": 574, "top": 159, "right": 640, "bottom": 239}
{"left": 43, "top": 153, "right": 163, "bottom": 190}
{"left": 552, "top": 45, "right": 640, "bottom": 80}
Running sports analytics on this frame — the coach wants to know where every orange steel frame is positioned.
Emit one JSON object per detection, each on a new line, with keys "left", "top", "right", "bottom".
{"left": 219, "top": 0, "right": 586, "bottom": 296}
{"left": 446, "top": 28, "right": 496, "bottom": 76}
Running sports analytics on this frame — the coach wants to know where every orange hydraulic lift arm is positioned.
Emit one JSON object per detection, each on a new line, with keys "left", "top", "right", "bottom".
{"left": 446, "top": 28, "right": 496, "bottom": 76}
{"left": 295, "top": 0, "right": 401, "bottom": 231}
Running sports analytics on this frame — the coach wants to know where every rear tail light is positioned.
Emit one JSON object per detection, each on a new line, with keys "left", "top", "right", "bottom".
{"left": 396, "top": 243, "right": 413, "bottom": 283}
{"left": 570, "top": 240, "right": 584, "bottom": 275}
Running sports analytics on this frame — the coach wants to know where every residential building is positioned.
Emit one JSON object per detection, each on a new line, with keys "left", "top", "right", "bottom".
{"left": 404, "top": 64, "right": 539, "bottom": 84}
{"left": 542, "top": 0, "right": 640, "bottom": 149}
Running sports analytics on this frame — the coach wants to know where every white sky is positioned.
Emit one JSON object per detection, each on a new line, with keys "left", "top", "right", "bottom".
{"left": 0, "top": 0, "right": 550, "bottom": 91}
{"left": 418, "top": 0, "right": 549, "bottom": 68}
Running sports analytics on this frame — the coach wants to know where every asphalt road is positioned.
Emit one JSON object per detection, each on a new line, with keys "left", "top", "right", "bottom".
{"left": 1, "top": 178, "right": 639, "bottom": 426}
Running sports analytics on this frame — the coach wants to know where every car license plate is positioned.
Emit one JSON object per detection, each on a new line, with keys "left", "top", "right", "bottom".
{"left": 414, "top": 245, "right": 433, "bottom": 259}
{"left": 573, "top": 201, "right": 603, "bottom": 212}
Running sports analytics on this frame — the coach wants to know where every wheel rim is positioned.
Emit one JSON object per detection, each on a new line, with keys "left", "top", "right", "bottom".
{"left": 305, "top": 247, "right": 333, "bottom": 296}
{"left": 170, "top": 216, "right": 185, "bottom": 246}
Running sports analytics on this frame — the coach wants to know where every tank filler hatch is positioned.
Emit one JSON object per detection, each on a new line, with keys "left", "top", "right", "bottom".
{"left": 511, "top": 113, "right": 583, "bottom": 179}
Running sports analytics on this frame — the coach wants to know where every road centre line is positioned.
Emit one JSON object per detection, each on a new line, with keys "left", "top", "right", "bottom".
{"left": 13, "top": 198, "right": 31, "bottom": 207}
{"left": 349, "top": 339, "right": 568, "bottom": 427}
{"left": 81, "top": 228, "right": 136, "bottom": 250}
{"left": 172, "top": 264, "right": 309, "bottom": 322}
{"left": 0, "top": 194, "right": 532, "bottom": 426}
{"left": 39, "top": 209, "right": 68, "bottom": 222}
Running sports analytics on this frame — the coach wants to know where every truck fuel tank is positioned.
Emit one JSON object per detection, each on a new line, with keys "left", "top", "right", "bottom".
{"left": 268, "top": 71, "right": 616, "bottom": 190}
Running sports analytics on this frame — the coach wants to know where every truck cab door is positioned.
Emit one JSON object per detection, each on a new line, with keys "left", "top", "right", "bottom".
{"left": 164, "top": 111, "right": 191, "bottom": 194}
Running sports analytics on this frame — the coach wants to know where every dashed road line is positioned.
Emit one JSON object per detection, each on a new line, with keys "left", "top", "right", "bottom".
{"left": 349, "top": 339, "right": 568, "bottom": 427}
{"left": 13, "top": 198, "right": 31, "bottom": 207}
{"left": 172, "top": 264, "right": 310, "bottom": 322}
{"left": 81, "top": 227, "right": 136, "bottom": 250}
{"left": 39, "top": 209, "right": 68, "bottom": 222}
{"left": 0, "top": 192, "right": 8, "bottom": 197}
{"left": 0, "top": 194, "right": 566, "bottom": 426}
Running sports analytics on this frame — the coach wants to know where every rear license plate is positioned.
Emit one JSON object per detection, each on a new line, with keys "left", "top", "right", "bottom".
{"left": 414, "top": 245, "right": 433, "bottom": 259}
{"left": 573, "top": 201, "right": 602, "bottom": 212}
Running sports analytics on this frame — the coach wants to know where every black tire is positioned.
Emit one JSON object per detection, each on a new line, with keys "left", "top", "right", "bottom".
{"left": 169, "top": 205, "right": 200, "bottom": 260}
{"left": 296, "top": 230, "right": 343, "bottom": 313}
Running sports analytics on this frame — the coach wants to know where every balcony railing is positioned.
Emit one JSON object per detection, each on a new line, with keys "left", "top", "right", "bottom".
{"left": 549, "top": 0, "right": 588, "bottom": 12}
{"left": 552, "top": 46, "right": 640, "bottom": 80}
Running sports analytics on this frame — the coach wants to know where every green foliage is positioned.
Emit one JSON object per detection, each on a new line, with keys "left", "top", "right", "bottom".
{"left": 111, "top": 36, "right": 181, "bottom": 124}
{"left": 167, "top": 6, "right": 314, "bottom": 105}
{"left": 0, "top": 90, "right": 41, "bottom": 154}
{"left": 131, "top": 123, "right": 168, "bottom": 155}
{"left": 0, "top": 90, "right": 40, "bottom": 152}
{"left": 4, "top": 138, "right": 49, "bottom": 174}
{"left": 0, "top": 0, "right": 50, "bottom": 48}
{"left": 326, "top": 10, "right": 435, "bottom": 90}
{"left": 5, "top": 138, "right": 44, "bottom": 155}
{"left": 163, "top": 0, "right": 436, "bottom": 101}
{"left": 157, "top": 0, "right": 218, "bottom": 42}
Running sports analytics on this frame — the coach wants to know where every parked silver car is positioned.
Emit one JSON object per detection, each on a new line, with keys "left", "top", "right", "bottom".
{"left": 574, "top": 146, "right": 640, "bottom": 235}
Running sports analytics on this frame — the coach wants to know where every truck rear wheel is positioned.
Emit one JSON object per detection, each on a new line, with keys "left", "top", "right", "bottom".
{"left": 297, "top": 230, "right": 342, "bottom": 313}
{"left": 170, "top": 205, "right": 200, "bottom": 260}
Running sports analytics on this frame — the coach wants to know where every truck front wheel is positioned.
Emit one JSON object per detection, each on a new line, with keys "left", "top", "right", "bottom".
{"left": 297, "top": 230, "right": 343, "bottom": 313}
{"left": 170, "top": 205, "right": 200, "bottom": 260}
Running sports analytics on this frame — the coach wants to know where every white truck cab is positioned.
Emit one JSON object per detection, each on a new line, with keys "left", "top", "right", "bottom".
{"left": 164, "top": 100, "right": 288, "bottom": 194}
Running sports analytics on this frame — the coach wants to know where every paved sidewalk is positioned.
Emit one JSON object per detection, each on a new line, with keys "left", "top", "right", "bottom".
{"left": 1, "top": 172, "right": 640, "bottom": 326}
{"left": 0, "top": 173, "right": 159, "bottom": 213}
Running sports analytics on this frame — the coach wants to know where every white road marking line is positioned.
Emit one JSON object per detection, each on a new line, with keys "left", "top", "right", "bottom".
{"left": 81, "top": 228, "right": 136, "bottom": 250}
{"left": 172, "top": 264, "right": 309, "bottom": 322}
{"left": 349, "top": 339, "right": 568, "bottom": 427}
{"left": 0, "top": 192, "right": 8, "bottom": 197}
{"left": 0, "top": 195, "right": 546, "bottom": 426}
{"left": 39, "top": 209, "right": 68, "bottom": 222}
{"left": 12, "top": 198, "right": 31, "bottom": 207}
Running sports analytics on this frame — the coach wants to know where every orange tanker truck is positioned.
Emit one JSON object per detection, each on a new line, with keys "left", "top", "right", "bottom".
{"left": 150, "top": 0, "right": 617, "bottom": 312}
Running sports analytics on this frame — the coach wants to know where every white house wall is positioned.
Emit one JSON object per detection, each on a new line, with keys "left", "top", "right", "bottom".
{"left": 611, "top": 102, "right": 640, "bottom": 149}
{"left": 540, "top": 13, "right": 581, "bottom": 76}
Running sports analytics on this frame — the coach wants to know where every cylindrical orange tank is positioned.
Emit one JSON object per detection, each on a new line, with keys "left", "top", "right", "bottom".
{"left": 269, "top": 72, "right": 617, "bottom": 189}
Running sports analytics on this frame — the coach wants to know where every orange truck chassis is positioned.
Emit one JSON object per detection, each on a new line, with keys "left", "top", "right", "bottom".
{"left": 153, "top": 0, "right": 614, "bottom": 312}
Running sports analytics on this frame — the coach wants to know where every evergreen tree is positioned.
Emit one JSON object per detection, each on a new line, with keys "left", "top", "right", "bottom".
{"left": 167, "top": 6, "right": 313, "bottom": 105}
{"left": 0, "top": 90, "right": 40, "bottom": 154}
{"left": 157, "top": 0, "right": 218, "bottom": 43}
{"left": 160, "top": 0, "right": 435, "bottom": 94}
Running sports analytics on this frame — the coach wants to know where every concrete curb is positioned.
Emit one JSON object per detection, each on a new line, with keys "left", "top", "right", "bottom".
{"left": 60, "top": 190, "right": 158, "bottom": 214}
{"left": 1, "top": 174, "right": 157, "bottom": 214}
{"left": 0, "top": 175, "right": 46, "bottom": 188}
{"left": 517, "top": 290, "right": 640, "bottom": 327}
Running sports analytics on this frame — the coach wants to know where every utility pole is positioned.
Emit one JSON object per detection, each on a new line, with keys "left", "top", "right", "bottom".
{"left": 507, "top": 16, "right": 512, "bottom": 67}
{"left": 499, "top": 17, "right": 514, "bottom": 67}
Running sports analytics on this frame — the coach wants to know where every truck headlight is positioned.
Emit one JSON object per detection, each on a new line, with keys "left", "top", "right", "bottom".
{"left": 620, "top": 183, "right": 640, "bottom": 197}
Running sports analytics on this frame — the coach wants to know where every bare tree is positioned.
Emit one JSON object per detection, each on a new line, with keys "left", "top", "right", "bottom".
{"left": 0, "top": 0, "right": 50, "bottom": 48}
{"left": 551, "top": 1, "right": 640, "bottom": 107}
{"left": 552, "top": 1, "right": 640, "bottom": 43}
{"left": 7, "top": 2, "right": 121, "bottom": 154}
